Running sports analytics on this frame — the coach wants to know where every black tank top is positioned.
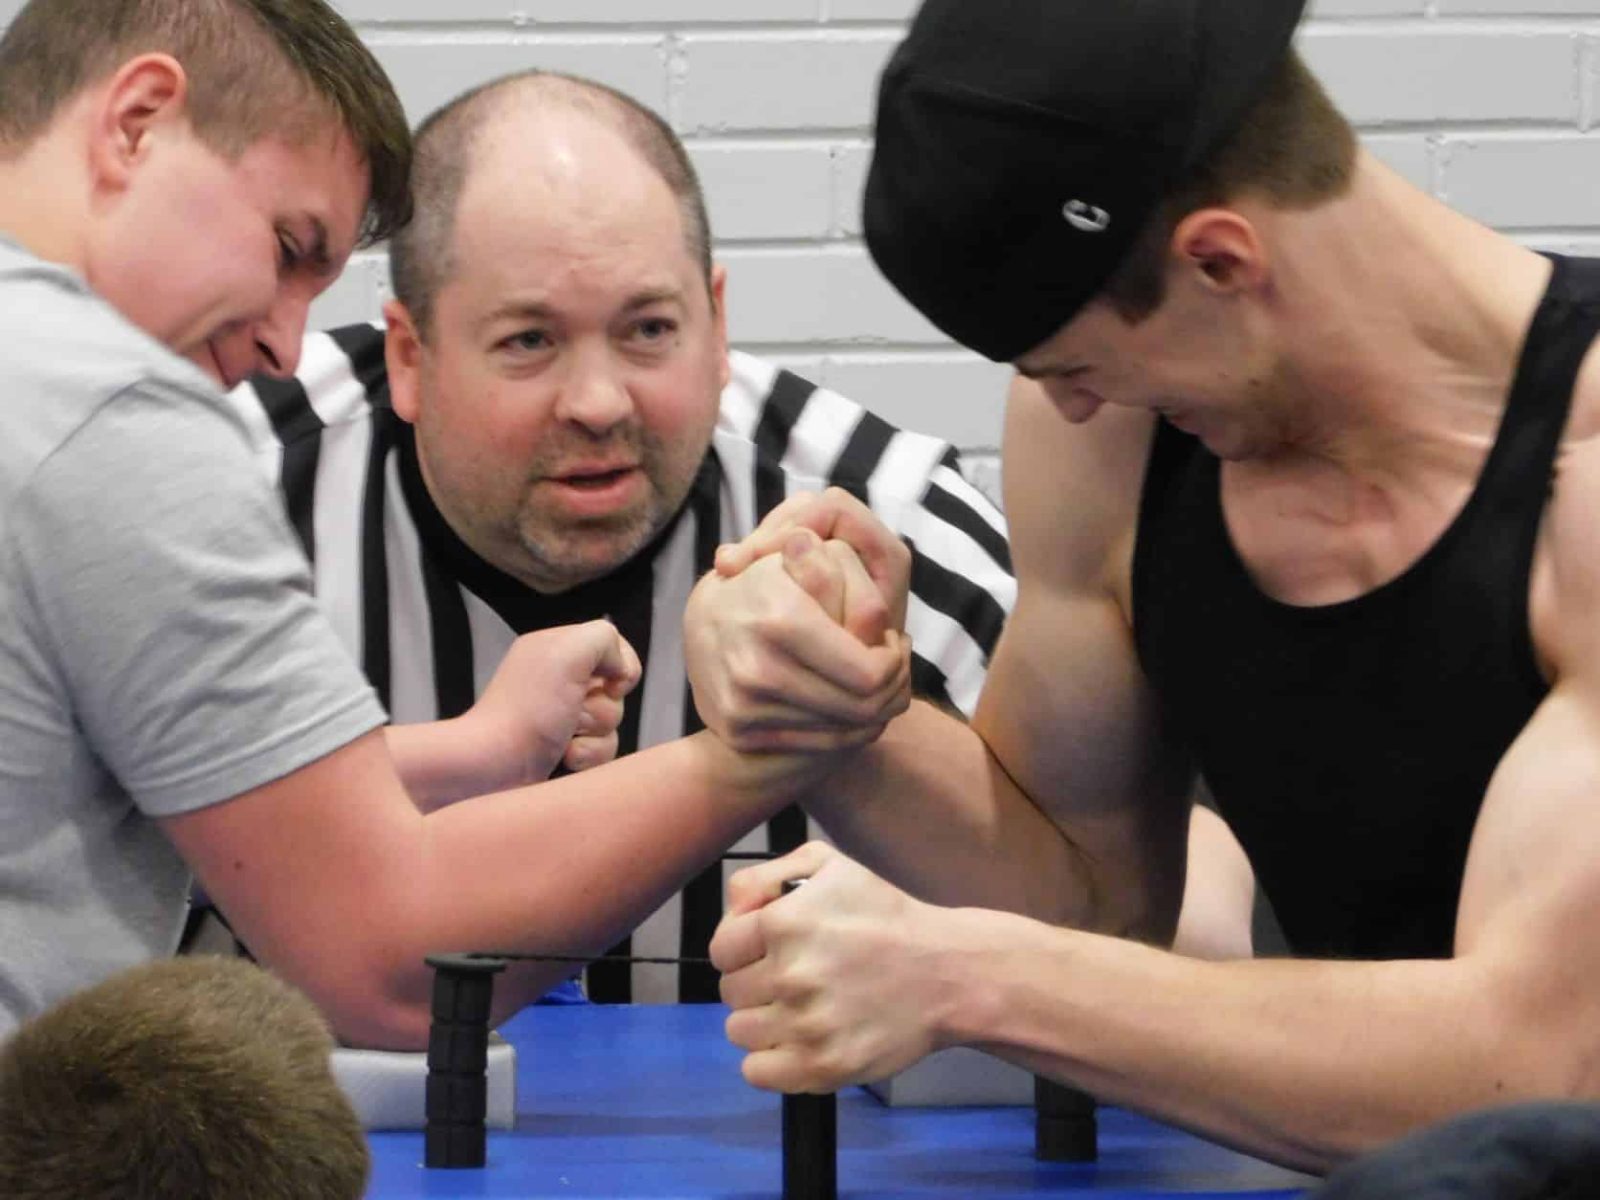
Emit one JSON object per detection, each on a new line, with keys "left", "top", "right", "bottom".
{"left": 1132, "top": 254, "right": 1600, "bottom": 960}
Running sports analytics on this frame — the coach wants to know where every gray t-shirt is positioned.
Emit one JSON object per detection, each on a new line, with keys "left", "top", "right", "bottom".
{"left": 0, "top": 241, "right": 386, "bottom": 1033}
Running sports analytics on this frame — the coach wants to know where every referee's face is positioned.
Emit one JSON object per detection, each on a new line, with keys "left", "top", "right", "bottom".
{"left": 388, "top": 113, "right": 729, "bottom": 594}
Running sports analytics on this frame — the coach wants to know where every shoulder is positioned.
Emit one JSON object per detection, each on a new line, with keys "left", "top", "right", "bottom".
{"left": 0, "top": 253, "right": 221, "bottom": 414}
{"left": 0, "top": 279, "right": 251, "bottom": 504}
{"left": 1538, "top": 330, "right": 1600, "bottom": 671}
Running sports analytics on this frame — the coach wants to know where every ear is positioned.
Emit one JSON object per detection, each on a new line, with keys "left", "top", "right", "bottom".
{"left": 1169, "top": 208, "right": 1268, "bottom": 297}
{"left": 88, "top": 54, "right": 188, "bottom": 192}
{"left": 383, "top": 298, "right": 426, "bottom": 424}
{"left": 709, "top": 263, "right": 730, "bottom": 392}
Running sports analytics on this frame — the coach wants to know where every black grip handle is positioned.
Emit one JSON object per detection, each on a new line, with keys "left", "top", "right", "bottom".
{"left": 779, "top": 879, "right": 838, "bottom": 1200}
{"left": 1034, "top": 1075, "right": 1098, "bottom": 1162}
{"left": 423, "top": 954, "right": 507, "bottom": 1169}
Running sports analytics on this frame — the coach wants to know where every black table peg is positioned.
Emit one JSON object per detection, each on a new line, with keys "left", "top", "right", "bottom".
{"left": 1034, "top": 1075, "right": 1098, "bottom": 1162}
{"left": 423, "top": 954, "right": 507, "bottom": 1168}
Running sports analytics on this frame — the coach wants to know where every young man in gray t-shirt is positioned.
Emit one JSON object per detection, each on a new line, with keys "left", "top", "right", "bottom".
{"left": 0, "top": 0, "right": 906, "bottom": 1046}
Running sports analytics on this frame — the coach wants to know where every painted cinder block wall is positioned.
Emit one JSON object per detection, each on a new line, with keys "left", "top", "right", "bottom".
{"left": 6, "top": 0, "right": 1599, "bottom": 495}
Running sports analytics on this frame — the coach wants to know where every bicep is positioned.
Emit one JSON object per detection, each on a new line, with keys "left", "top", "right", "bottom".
{"left": 1454, "top": 689, "right": 1600, "bottom": 1094}
{"left": 974, "top": 581, "right": 1190, "bottom": 879}
{"left": 16, "top": 390, "right": 381, "bottom": 811}
{"left": 1448, "top": 442, "right": 1600, "bottom": 1089}
{"left": 160, "top": 729, "right": 427, "bottom": 1029}
{"left": 971, "top": 380, "right": 1193, "bottom": 936}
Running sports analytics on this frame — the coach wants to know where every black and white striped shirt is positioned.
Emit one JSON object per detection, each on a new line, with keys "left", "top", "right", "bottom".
{"left": 228, "top": 323, "right": 1016, "bottom": 1003}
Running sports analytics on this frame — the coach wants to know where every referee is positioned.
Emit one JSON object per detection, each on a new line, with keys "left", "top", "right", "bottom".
{"left": 224, "top": 70, "right": 1017, "bottom": 1003}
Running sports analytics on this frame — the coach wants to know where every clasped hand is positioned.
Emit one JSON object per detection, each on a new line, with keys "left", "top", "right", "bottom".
{"left": 685, "top": 488, "right": 914, "bottom": 754}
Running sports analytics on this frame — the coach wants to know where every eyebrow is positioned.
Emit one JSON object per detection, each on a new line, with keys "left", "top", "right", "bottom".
{"left": 484, "top": 288, "right": 687, "bottom": 325}
{"left": 301, "top": 217, "right": 333, "bottom": 275}
{"left": 621, "top": 287, "right": 684, "bottom": 311}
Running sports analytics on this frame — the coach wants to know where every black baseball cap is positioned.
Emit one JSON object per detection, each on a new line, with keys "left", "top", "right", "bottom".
{"left": 863, "top": 0, "right": 1309, "bottom": 363}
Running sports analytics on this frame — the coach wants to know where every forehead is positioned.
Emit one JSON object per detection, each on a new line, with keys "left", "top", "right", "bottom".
{"left": 445, "top": 111, "right": 698, "bottom": 300}
{"left": 230, "top": 124, "right": 371, "bottom": 259}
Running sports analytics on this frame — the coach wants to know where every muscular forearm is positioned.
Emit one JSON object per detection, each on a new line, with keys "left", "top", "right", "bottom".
{"left": 803, "top": 701, "right": 1095, "bottom": 924}
{"left": 946, "top": 909, "right": 1555, "bottom": 1172}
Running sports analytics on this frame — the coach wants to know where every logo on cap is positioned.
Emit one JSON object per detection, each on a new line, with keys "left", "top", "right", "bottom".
{"left": 1062, "top": 199, "right": 1111, "bottom": 234}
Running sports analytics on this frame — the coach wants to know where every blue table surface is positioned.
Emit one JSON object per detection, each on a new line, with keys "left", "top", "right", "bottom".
{"left": 367, "top": 1004, "right": 1315, "bottom": 1199}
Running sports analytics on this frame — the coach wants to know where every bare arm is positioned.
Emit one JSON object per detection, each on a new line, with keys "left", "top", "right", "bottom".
{"left": 798, "top": 380, "right": 1193, "bottom": 939}
{"left": 946, "top": 423, "right": 1600, "bottom": 1167}
{"left": 941, "top": 664, "right": 1600, "bottom": 1170}
{"left": 716, "top": 424, "right": 1600, "bottom": 1172}
{"left": 382, "top": 620, "right": 640, "bottom": 812}
{"left": 162, "top": 727, "right": 817, "bottom": 1049}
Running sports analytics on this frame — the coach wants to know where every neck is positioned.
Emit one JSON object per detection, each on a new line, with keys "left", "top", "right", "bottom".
{"left": 0, "top": 133, "right": 92, "bottom": 275}
{"left": 1253, "top": 151, "right": 1550, "bottom": 479}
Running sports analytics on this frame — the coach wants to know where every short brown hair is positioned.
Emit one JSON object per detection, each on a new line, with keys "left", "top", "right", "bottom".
{"left": 0, "top": 957, "right": 369, "bottom": 1200}
{"left": 390, "top": 71, "right": 712, "bottom": 338}
{"left": 0, "top": 0, "right": 411, "bottom": 246}
{"left": 1102, "top": 49, "right": 1357, "bottom": 321}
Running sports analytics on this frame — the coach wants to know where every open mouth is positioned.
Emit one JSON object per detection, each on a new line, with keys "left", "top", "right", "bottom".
{"left": 559, "top": 467, "right": 636, "bottom": 490}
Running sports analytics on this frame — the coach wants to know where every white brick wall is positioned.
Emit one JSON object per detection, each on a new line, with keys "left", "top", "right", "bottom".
{"left": 4, "top": 0, "right": 1600, "bottom": 487}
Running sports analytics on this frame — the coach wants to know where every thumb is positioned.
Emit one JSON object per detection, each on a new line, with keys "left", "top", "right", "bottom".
{"left": 583, "top": 621, "right": 642, "bottom": 693}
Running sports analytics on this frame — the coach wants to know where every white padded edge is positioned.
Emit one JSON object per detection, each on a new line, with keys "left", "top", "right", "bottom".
{"left": 865, "top": 1047, "right": 1034, "bottom": 1108}
{"left": 331, "top": 1033, "right": 516, "bottom": 1130}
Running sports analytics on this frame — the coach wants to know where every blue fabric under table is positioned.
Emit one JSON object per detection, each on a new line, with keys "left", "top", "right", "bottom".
{"left": 366, "top": 1003, "right": 1313, "bottom": 1198}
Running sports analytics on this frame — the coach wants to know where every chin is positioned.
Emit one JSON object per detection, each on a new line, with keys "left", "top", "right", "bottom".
{"left": 519, "top": 514, "right": 663, "bottom": 591}
{"left": 186, "top": 350, "right": 228, "bottom": 388}
{"left": 1204, "top": 429, "right": 1271, "bottom": 463}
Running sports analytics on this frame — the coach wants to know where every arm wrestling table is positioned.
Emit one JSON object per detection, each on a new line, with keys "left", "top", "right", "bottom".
{"left": 365, "top": 1002, "right": 1314, "bottom": 1199}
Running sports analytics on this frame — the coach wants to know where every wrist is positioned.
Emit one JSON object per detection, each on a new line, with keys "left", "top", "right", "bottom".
{"left": 447, "top": 710, "right": 554, "bottom": 797}
{"left": 688, "top": 730, "right": 863, "bottom": 808}
{"left": 931, "top": 906, "right": 1031, "bottom": 1049}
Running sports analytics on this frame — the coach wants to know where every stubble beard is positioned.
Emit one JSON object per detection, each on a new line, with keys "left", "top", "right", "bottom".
{"left": 508, "top": 432, "right": 704, "bottom": 594}
{"left": 511, "top": 492, "right": 669, "bottom": 593}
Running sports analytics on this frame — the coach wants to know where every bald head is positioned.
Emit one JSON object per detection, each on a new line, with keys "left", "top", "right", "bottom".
{"left": 390, "top": 72, "right": 712, "bottom": 338}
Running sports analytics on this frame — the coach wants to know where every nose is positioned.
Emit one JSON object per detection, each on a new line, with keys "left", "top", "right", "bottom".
{"left": 251, "top": 284, "right": 314, "bottom": 379}
{"left": 553, "top": 343, "right": 635, "bottom": 435}
{"left": 1043, "top": 380, "right": 1106, "bottom": 425}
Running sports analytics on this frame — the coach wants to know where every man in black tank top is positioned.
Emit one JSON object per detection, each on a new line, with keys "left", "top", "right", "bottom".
{"left": 688, "top": 0, "right": 1600, "bottom": 1183}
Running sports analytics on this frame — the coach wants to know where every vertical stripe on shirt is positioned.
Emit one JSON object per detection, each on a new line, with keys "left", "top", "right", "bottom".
{"left": 751, "top": 369, "right": 818, "bottom": 517}
{"left": 359, "top": 416, "right": 394, "bottom": 712}
{"left": 252, "top": 374, "right": 323, "bottom": 562}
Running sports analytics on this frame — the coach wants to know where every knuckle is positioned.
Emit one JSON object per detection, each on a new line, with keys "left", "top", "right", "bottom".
{"left": 751, "top": 609, "right": 794, "bottom": 642}
{"left": 728, "top": 657, "right": 774, "bottom": 700}
{"left": 790, "top": 1010, "right": 831, "bottom": 1046}
{"left": 809, "top": 1045, "right": 851, "bottom": 1083}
